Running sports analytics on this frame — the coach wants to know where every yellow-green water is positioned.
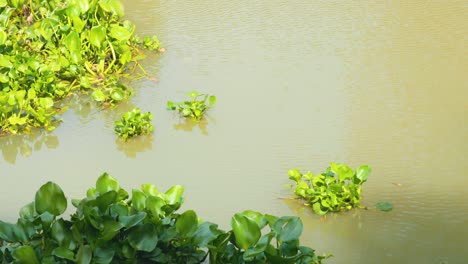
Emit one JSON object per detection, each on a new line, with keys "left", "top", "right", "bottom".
{"left": 1, "top": 1, "right": 467, "bottom": 263}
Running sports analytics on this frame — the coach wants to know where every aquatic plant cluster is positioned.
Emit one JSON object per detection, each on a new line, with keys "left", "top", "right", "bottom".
{"left": 288, "top": 163, "right": 371, "bottom": 216}
{"left": 114, "top": 108, "right": 153, "bottom": 141}
{"left": 0, "top": 0, "right": 160, "bottom": 135}
{"left": 167, "top": 91, "right": 216, "bottom": 121}
{"left": 0, "top": 173, "right": 329, "bottom": 263}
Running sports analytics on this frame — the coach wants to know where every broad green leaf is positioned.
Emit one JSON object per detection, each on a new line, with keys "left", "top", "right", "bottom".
{"left": 35, "top": 181, "right": 67, "bottom": 216}
{"left": 376, "top": 202, "right": 393, "bottom": 212}
{"left": 92, "top": 89, "right": 107, "bottom": 102}
{"left": 72, "top": 16, "right": 85, "bottom": 32}
{"left": 95, "top": 191, "right": 118, "bottom": 212}
{"left": 99, "top": 0, "right": 125, "bottom": 17}
{"left": 63, "top": 31, "right": 82, "bottom": 63}
{"left": 119, "top": 212, "right": 146, "bottom": 229}
{"left": 109, "top": 25, "right": 131, "bottom": 41}
{"left": 0, "top": 220, "right": 17, "bottom": 242}
{"left": 240, "top": 210, "right": 267, "bottom": 229}
{"left": 244, "top": 233, "right": 275, "bottom": 259}
{"left": 19, "top": 202, "right": 35, "bottom": 219}
{"left": 287, "top": 168, "right": 302, "bottom": 182}
{"left": 51, "top": 219, "right": 72, "bottom": 247}
{"left": 312, "top": 202, "right": 328, "bottom": 216}
{"left": 0, "top": 73, "right": 9, "bottom": 83}
{"left": 52, "top": 247, "right": 75, "bottom": 261}
{"left": 111, "top": 89, "right": 124, "bottom": 101}
{"left": 100, "top": 218, "right": 123, "bottom": 241}
{"left": 146, "top": 196, "right": 165, "bottom": 219}
{"left": 176, "top": 210, "right": 198, "bottom": 237}
{"left": 273, "top": 216, "right": 303, "bottom": 242}
{"left": 131, "top": 189, "right": 147, "bottom": 211}
{"left": 76, "top": 245, "right": 92, "bottom": 264}
{"left": 192, "top": 222, "right": 221, "bottom": 247}
{"left": 73, "top": 0, "right": 90, "bottom": 13}
{"left": 231, "top": 213, "right": 261, "bottom": 250}
{"left": 127, "top": 223, "right": 158, "bottom": 252}
{"left": 94, "top": 247, "right": 115, "bottom": 264}
{"left": 0, "top": 0, "right": 6, "bottom": 8}
{"left": 89, "top": 26, "right": 106, "bottom": 48}
{"left": 164, "top": 185, "right": 184, "bottom": 205}
{"left": 12, "top": 246, "right": 40, "bottom": 264}
{"left": 39, "top": 97, "right": 54, "bottom": 109}
{"left": 356, "top": 165, "right": 371, "bottom": 183}
{"left": 141, "top": 184, "right": 159, "bottom": 196}
{"left": 0, "top": 54, "right": 13, "bottom": 68}
{"left": 96, "top": 172, "right": 119, "bottom": 194}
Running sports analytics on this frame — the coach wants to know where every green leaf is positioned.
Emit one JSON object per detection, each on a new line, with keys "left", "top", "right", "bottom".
{"left": 12, "top": 246, "right": 40, "bottom": 264}
{"left": 0, "top": 54, "right": 13, "bottom": 68}
{"left": 288, "top": 169, "right": 302, "bottom": 182}
{"left": 89, "top": 25, "right": 107, "bottom": 48}
{"left": 176, "top": 210, "right": 198, "bottom": 237}
{"left": 110, "top": 89, "right": 124, "bottom": 101}
{"left": 146, "top": 196, "right": 165, "bottom": 219}
{"left": 244, "top": 232, "right": 275, "bottom": 259}
{"left": 52, "top": 247, "right": 75, "bottom": 261}
{"left": 0, "top": 29, "right": 6, "bottom": 45}
{"left": 376, "top": 202, "right": 393, "bottom": 212}
{"left": 63, "top": 30, "right": 82, "bottom": 63}
{"left": 0, "top": 220, "right": 17, "bottom": 242}
{"left": 76, "top": 245, "right": 92, "bottom": 264}
{"left": 94, "top": 247, "right": 115, "bottom": 264}
{"left": 96, "top": 172, "right": 119, "bottom": 194}
{"left": 209, "top": 95, "right": 217, "bottom": 106}
{"left": 141, "top": 184, "right": 159, "bottom": 196}
{"left": 119, "top": 212, "right": 146, "bottom": 229}
{"left": 273, "top": 216, "right": 303, "bottom": 242}
{"left": 39, "top": 97, "right": 54, "bottom": 109}
{"left": 51, "top": 219, "right": 72, "bottom": 247}
{"left": 240, "top": 210, "right": 267, "bottom": 229}
{"left": 109, "top": 25, "right": 131, "bottom": 41}
{"left": 92, "top": 89, "right": 107, "bottom": 102}
{"left": 100, "top": 218, "right": 123, "bottom": 241}
{"left": 356, "top": 165, "right": 371, "bottom": 183}
{"left": 164, "top": 185, "right": 184, "bottom": 205}
{"left": 231, "top": 213, "right": 261, "bottom": 250}
{"left": 312, "top": 202, "right": 328, "bottom": 216}
{"left": 19, "top": 202, "right": 36, "bottom": 219}
{"left": 131, "top": 189, "right": 147, "bottom": 211}
{"left": 192, "top": 222, "right": 221, "bottom": 247}
{"left": 35, "top": 181, "right": 67, "bottom": 216}
{"left": 127, "top": 223, "right": 158, "bottom": 252}
{"left": 99, "top": 0, "right": 125, "bottom": 17}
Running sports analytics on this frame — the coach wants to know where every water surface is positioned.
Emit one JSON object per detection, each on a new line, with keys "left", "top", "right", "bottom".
{"left": 1, "top": 1, "right": 467, "bottom": 263}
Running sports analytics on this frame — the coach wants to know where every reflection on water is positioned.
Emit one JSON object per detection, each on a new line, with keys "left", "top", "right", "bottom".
{"left": 173, "top": 116, "right": 213, "bottom": 135}
{"left": 116, "top": 135, "right": 153, "bottom": 158}
{"left": 0, "top": 130, "right": 59, "bottom": 164}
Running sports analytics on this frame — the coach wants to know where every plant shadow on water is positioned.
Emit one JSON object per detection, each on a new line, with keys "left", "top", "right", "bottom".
{"left": 115, "top": 134, "right": 153, "bottom": 158}
{"left": 0, "top": 130, "right": 59, "bottom": 164}
{"left": 173, "top": 116, "right": 214, "bottom": 136}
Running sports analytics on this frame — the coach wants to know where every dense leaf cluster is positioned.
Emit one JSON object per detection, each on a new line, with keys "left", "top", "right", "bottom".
{"left": 114, "top": 108, "right": 153, "bottom": 141}
{"left": 0, "top": 173, "right": 329, "bottom": 263}
{"left": 168, "top": 91, "right": 216, "bottom": 121}
{"left": 288, "top": 163, "right": 371, "bottom": 216}
{"left": 0, "top": 0, "right": 159, "bottom": 135}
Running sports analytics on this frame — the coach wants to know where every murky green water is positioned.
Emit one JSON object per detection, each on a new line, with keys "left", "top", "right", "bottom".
{"left": 1, "top": 1, "right": 467, "bottom": 263}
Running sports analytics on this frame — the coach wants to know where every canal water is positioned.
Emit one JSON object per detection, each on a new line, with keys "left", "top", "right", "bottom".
{"left": 1, "top": 1, "right": 467, "bottom": 263}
